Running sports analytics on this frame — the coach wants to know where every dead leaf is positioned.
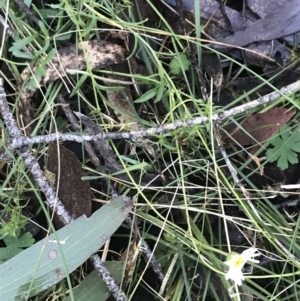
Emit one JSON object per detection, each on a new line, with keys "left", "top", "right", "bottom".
{"left": 47, "top": 143, "right": 91, "bottom": 228}
{"left": 18, "top": 40, "right": 127, "bottom": 136}
{"left": 220, "top": 0, "right": 300, "bottom": 47}
{"left": 162, "top": 0, "right": 292, "bottom": 68}
{"left": 247, "top": 0, "right": 300, "bottom": 46}
{"left": 226, "top": 107, "right": 296, "bottom": 146}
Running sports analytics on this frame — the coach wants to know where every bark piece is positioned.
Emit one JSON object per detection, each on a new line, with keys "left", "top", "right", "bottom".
{"left": 47, "top": 143, "right": 91, "bottom": 228}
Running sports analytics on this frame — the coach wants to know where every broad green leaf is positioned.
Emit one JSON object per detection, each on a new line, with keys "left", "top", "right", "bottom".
{"left": 0, "top": 0, "right": 6, "bottom": 8}
{"left": 39, "top": 9, "right": 60, "bottom": 19}
{"left": 82, "top": 16, "right": 97, "bottom": 38}
{"left": 25, "top": 47, "right": 56, "bottom": 89}
{"left": 0, "top": 196, "right": 131, "bottom": 300}
{"left": 42, "top": 48, "right": 57, "bottom": 65}
{"left": 39, "top": 21, "right": 49, "bottom": 39}
{"left": 34, "top": 23, "right": 51, "bottom": 57}
{"left": 9, "top": 34, "right": 37, "bottom": 59}
{"left": 155, "top": 79, "right": 165, "bottom": 103}
{"left": 62, "top": 261, "right": 125, "bottom": 301}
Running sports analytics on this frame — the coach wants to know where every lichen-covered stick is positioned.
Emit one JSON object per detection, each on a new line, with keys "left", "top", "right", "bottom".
{"left": 5, "top": 78, "right": 300, "bottom": 152}
{"left": 0, "top": 82, "right": 128, "bottom": 301}
{"left": 58, "top": 99, "right": 165, "bottom": 282}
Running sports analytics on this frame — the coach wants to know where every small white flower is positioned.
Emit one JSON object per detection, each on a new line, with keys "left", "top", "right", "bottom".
{"left": 224, "top": 247, "right": 260, "bottom": 286}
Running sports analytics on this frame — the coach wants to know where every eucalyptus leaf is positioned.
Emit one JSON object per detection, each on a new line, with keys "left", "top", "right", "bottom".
{"left": 0, "top": 196, "right": 131, "bottom": 300}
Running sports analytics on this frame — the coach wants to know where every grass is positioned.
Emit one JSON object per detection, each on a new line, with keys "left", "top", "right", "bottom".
{"left": 1, "top": 0, "right": 300, "bottom": 300}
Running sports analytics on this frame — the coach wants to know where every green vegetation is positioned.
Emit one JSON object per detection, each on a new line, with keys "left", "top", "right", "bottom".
{"left": 0, "top": 208, "right": 28, "bottom": 237}
{"left": 267, "top": 125, "right": 300, "bottom": 170}
{"left": 0, "top": 0, "right": 300, "bottom": 301}
{"left": 169, "top": 53, "right": 191, "bottom": 75}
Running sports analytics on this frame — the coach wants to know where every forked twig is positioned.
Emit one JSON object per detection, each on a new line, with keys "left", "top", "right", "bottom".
{"left": 0, "top": 84, "right": 128, "bottom": 301}
{"left": 72, "top": 110, "right": 164, "bottom": 282}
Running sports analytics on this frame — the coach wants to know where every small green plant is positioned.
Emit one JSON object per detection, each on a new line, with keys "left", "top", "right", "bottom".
{"left": 170, "top": 53, "right": 191, "bottom": 75}
{"left": 0, "top": 208, "right": 34, "bottom": 262}
{"left": 266, "top": 124, "right": 300, "bottom": 170}
{"left": 0, "top": 209, "right": 28, "bottom": 237}
{"left": 0, "top": 232, "right": 35, "bottom": 262}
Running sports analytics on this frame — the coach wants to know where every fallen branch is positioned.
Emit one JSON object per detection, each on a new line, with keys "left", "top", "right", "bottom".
{"left": 75, "top": 111, "right": 164, "bottom": 282}
{"left": 0, "top": 83, "right": 128, "bottom": 301}
{"left": 2, "top": 79, "right": 300, "bottom": 156}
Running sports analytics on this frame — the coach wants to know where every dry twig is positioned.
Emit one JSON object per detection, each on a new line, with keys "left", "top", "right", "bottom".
{"left": 0, "top": 83, "right": 128, "bottom": 301}
{"left": 2, "top": 79, "right": 300, "bottom": 156}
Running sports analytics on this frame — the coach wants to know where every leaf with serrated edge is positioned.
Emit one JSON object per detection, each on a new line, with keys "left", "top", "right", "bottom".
{"left": 0, "top": 196, "right": 131, "bottom": 300}
{"left": 266, "top": 125, "right": 300, "bottom": 170}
